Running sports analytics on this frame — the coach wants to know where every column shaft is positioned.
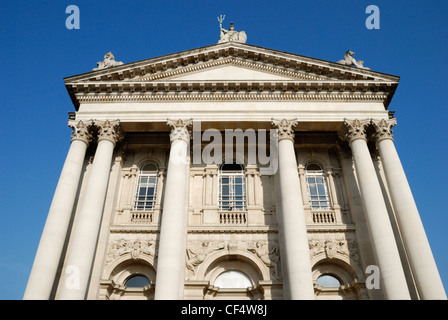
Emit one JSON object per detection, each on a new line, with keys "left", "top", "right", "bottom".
{"left": 272, "top": 119, "right": 314, "bottom": 300}
{"left": 374, "top": 119, "right": 446, "bottom": 299}
{"left": 58, "top": 120, "right": 121, "bottom": 300}
{"left": 343, "top": 119, "right": 410, "bottom": 300}
{"left": 154, "top": 119, "right": 191, "bottom": 300}
{"left": 24, "top": 121, "right": 91, "bottom": 300}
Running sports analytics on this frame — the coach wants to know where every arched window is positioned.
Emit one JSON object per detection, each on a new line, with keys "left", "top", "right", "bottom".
{"left": 214, "top": 270, "right": 252, "bottom": 289}
{"left": 219, "top": 162, "right": 246, "bottom": 211}
{"left": 316, "top": 274, "right": 341, "bottom": 287}
{"left": 305, "top": 163, "right": 331, "bottom": 210}
{"left": 125, "top": 275, "right": 151, "bottom": 288}
{"left": 134, "top": 163, "right": 158, "bottom": 211}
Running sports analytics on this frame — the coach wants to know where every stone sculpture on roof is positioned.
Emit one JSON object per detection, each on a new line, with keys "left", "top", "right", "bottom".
{"left": 218, "top": 15, "right": 247, "bottom": 44}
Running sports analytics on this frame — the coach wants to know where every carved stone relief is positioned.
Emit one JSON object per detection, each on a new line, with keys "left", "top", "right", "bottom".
{"left": 185, "top": 239, "right": 281, "bottom": 281}
{"left": 247, "top": 241, "right": 280, "bottom": 280}
{"left": 308, "top": 238, "right": 360, "bottom": 265}
{"left": 106, "top": 239, "right": 156, "bottom": 265}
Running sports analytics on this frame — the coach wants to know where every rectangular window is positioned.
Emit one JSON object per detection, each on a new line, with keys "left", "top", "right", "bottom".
{"left": 307, "top": 176, "right": 331, "bottom": 210}
{"left": 219, "top": 173, "right": 246, "bottom": 211}
{"left": 134, "top": 174, "right": 157, "bottom": 211}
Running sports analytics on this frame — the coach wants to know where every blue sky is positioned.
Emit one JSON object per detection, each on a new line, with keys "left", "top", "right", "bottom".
{"left": 0, "top": 1, "right": 447, "bottom": 299}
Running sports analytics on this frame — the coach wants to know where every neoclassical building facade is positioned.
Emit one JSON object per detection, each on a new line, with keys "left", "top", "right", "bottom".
{"left": 24, "top": 30, "right": 446, "bottom": 300}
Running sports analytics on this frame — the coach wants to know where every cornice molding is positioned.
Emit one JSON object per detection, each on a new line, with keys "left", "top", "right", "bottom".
{"left": 74, "top": 92, "right": 389, "bottom": 103}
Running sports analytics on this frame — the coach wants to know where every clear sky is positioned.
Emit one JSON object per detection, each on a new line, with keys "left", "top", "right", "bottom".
{"left": 0, "top": 1, "right": 447, "bottom": 300}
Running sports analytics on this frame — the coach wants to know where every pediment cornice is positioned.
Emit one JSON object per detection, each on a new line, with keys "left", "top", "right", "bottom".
{"left": 64, "top": 42, "right": 399, "bottom": 109}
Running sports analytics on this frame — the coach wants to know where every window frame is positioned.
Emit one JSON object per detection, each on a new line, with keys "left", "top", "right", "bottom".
{"left": 305, "top": 163, "right": 332, "bottom": 210}
{"left": 219, "top": 163, "right": 247, "bottom": 211}
{"left": 133, "top": 163, "right": 159, "bottom": 211}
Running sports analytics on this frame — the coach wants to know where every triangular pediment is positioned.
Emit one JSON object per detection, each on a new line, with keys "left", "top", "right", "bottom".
{"left": 66, "top": 42, "right": 398, "bottom": 83}
{"left": 64, "top": 42, "right": 400, "bottom": 109}
{"left": 145, "top": 64, "right": 299, "bottom": 81}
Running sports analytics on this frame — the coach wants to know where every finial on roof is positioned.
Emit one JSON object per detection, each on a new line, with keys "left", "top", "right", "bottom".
{"left": 92, "top": 51, "right": 124, "bottom": 71}
{"left": 217, "top": 15, "right": 247, "bottom": 44}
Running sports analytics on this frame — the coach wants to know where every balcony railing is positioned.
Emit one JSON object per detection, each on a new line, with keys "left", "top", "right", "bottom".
{"left": 130, "top": 211, "right": 153, "bottom": 224}
{"left": 311, "top": 211, "right": 336, "bottom": 224}
{"left": 219, "top": 212, "right": 247, "bottom": 225}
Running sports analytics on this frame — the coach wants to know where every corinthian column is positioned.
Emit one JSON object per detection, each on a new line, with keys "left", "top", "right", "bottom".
{"left": 372, "top": 119, "right": 447, "bottom": 299}
{"left": 340, "top": 119, "right": 410, "bottom": 299}
{"left": 272, "top": 119, "right": 314, "bottom": 300}
{"left": 24, "top": 120, "right": 93, "bottom": 300}
{"left": 58, "top": 120, "right": 122, "bottom": 300}
{"left": 154, "top": 119, "right": 192, "bottom": 300}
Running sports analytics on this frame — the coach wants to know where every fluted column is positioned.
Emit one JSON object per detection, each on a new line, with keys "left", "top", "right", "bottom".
{"left": 340, "top": 119, "right": 410, "bottom": 300}
{"left": 272, "top": 119, "right": 314, "bottom": 300}
{"left": 24, "top": 120, "right": 93, "bottom": 300}
{"left": 58, "top": 120, "right": 122, "bottom": 300}
{"left": 373, "top": 119, "right": 446, "bottom": 299}
{"left": 154, "top": 119, "right": 192, "bottom": 300}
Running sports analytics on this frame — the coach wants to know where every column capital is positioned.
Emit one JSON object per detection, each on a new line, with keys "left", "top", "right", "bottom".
{"left": 271, "top": 118, "right": 297, "bottom": 142}
{"left": 167, "top": 118, "right": 193, "bottom": 143}
{"left": 95, "top": 120, "right": 123, "bottom": 146}
{"left": 372, "top": 118, "right": 397, "bottom": 143}
{"left": 69, "top": 120, "right": 93, "bottom": 145}
{"left": 338, "top": 119, "right": 370, "bottom": 145}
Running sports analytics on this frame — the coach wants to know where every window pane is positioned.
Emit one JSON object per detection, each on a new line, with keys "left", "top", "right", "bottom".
{"left": 317, "top": 185, "right": 326, "bottom": 195}
{"left": 309, "top": 185, "right": 317, "bottom": 195}
{"left": 141, "top": 163, "right": 158, "bottom": 173}
{"left": 126, "top": 275, "right": 151, "bottom": 287}
{"left": 234, "top": 184, "right": 243, "bottom": 195}
{"left": 214, "top": 271, "right": 252, "bottom": 288}
{"left": 306, "top": 163, "right": 322, "bottom": 171}
{"left": 317, "top": 275, "right": 340, "bottom": 287}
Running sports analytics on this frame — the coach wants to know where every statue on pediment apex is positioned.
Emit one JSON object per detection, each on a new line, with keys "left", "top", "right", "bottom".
{"left": 93, "top": 51, "right": 124, "bottom": 71}
{"left": 218, "top": 15, "right": 247, "bottom": 44}
{"left": 337, "top": 50, "right": 370, "bottom": 70}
